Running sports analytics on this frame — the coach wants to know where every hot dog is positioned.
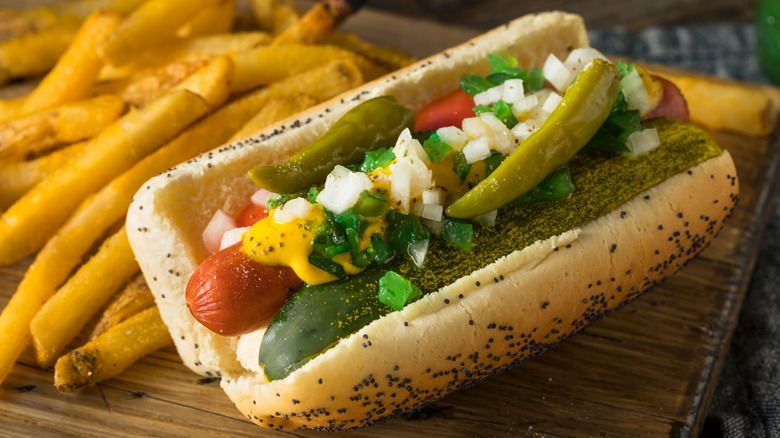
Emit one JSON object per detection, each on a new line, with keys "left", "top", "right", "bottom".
{"left": 126, "top": 11, "right": 738, "bottom": 431}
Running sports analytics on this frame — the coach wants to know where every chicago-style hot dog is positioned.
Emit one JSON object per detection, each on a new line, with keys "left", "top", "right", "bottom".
{"left": 126, "top": 11, "right": 738, "bottom": 431}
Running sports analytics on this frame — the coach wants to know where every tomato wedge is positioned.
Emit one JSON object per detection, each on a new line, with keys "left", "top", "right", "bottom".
{"left": 234, "top": 203, "right": 269, "bottom": 228}
{"left": 415, "top": 88, "right": 475, "bottom": 131}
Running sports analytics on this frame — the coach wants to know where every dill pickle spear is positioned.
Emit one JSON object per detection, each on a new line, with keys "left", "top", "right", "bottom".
{"left": 446, "top": 59, "right": 621, "bottom": 218}
{"left": 248, "top": 96, "right": 415, "bottom": 194}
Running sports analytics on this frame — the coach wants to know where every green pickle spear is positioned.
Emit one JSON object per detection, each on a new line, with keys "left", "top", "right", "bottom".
{"left": 248, "top": 96, "right": 415, "bottom": 194}
{"left": 446, "top": 59, "right": 621, "bottom": 218}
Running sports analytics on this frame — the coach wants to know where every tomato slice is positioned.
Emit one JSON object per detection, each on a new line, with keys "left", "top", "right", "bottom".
{"left": 415, "top": 88, "right": 475, "bottom": 131}
{"left": 234, "top": 203, "right": 269, "bottom": 228}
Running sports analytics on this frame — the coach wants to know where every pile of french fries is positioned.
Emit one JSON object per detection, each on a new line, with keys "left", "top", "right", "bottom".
{"left": 0, "top": 0, "right": 414, "bottom": 392}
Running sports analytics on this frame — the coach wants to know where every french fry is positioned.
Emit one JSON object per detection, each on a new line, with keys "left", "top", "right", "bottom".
{"left": 0, "top": 20, "right": 80, "bottom": 86}
{"left": 271, "top": 0, "right": 364, "bottom": 45}
{"left": 0, "top": 7, "right": 60, "bottom": 41}
{"left": 21, "top": 9, "right": 123, "bottom": 116}
{"left": 52, "top": 0, "right": 149, "bottom": 19}
{"left": 230, "top": 44, "right": 382, "bottom": 93}
{"left": 171, "top": 55, "right": 234, "bottom": 110}
{"left": 176, "top": 0, "right": 236, "bottom": 38}
{"left": 654, "top": 71, "right": 780, "bottom": 137}
{"left": 327, "top": 31, "right": 416, "bottom": 71}
{"left": 88, "top": 273, "right": 155, "bottom": 340}
{"left": 54, "top": 306, "right": 171, "bottom": 392}
{"left": 115, "top": 54, "right": 233, "bottom": 109}
{"left": 98, "top": 0, "right": 223, "bottom": 67}
{"left": 0, "top": 89, "right": 208, "bottom": 267}
{"left": 0, "top": 140, "right": 88, "bottom": 210}
{"left": 249, "top": 0, "right": 300, "bottom": 35}
{"left": 228, "top": 93, "right": 317, "bottom": 142}
{"left": 111, "top": 58, "right": 209, "bottom": 107}
{"left": 0, "top": 94, "right": 126, "bottom": 163}
{"left": 31, "top": 226, "right": 139, "bottom": 368}
{"left": 97, "top": 30, "right": 270, "bottom": 82}
{"left": 0, "top": 96, "right": 26, "bottom": 125}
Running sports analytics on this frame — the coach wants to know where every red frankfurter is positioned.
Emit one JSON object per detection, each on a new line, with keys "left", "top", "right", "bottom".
{"left": 643, "top": 76, "right": 690, "bottom": 122}
{"left": 186, "top": 243, "right": 303, "bottom": 336}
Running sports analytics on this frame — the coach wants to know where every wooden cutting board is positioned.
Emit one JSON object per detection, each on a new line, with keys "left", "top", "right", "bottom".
{"left": 1, "top": 4, "right": 779, "bottom": 437}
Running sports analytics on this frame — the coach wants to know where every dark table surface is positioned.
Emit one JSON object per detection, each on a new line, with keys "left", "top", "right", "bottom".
{"left": 369, "top": 1, "right": 777, "bottom": 438}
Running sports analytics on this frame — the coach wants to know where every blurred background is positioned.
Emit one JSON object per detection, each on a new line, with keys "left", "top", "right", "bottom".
{"left": 367, "top": 0, "right": 755, "bottom": 31}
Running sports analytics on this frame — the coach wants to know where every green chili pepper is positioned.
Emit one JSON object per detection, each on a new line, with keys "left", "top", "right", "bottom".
{"left": 248, "top": 96, "right": 415, "bottom": 194}
{"left": 353, "top": 190, "right": 387, "bottom": 217}
{"left": 446, "top": 59, "right": 621, "bottom": 218}
{"left": 377, "top": 271, "right": 422, "bottom": 311}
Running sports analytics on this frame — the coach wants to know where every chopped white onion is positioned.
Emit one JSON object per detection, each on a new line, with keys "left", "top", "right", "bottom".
{"left": 501, "top": 79, "right": 525, "bottom": 104}
{"left": 479, "top": 112, "right": 514, "bottom": 155}
{"left": 220, "top": 226, "right": 250, "bottom": 250}
{"left": 284, "top": 197, "right": 312, "bottom": 217}
{"left": 471, "top": 209, "right": 498, "bottom": 227}
{"left": 625, "top": 128, "right": 660, "bottom": 157}
{"left": 422, "top": 188, "right": 444, "bottom": 205}
{"left": 408, "top": 240, "right": 429, "bottom": 268}
{"left": 621, "top": 69, "right": 652, "bottom": 114}
{"left": 437, "top": 126, "right": 468, "bottom": 150}
{"left": 202, "top": 209, "right": 236, "bottom": 254}
{"left": 420, "top": 203, "right": 443, "bottom": 222}
{"left": 272, "top": 207, "right": 295, "bottom": 223}
{"left": 389, "top": 155, "right": 432, "bottom": 213}
{"left": 543, "top": 53, "right": 573, "bottom": 91}
{"left": 462, "top": 136, "right": 491, "bottom": 164}
{"left": 393, "top": 128, "right": 429, "bottom": 164}
{"left": 541, "top": 91, "right": 563, "bottom": 114}
{"left": 389, "top": 157, "right": 411, "bottom": 212}
{"left": 250, "top": 188, "right": 273, "bottom": 208}
{"left": 563, "top": 48, "right": 608, "bottom": 76}
{"left": 511, "top": 121, "right": 535, "bottom": 143}
{"left": 511, "top": 94, "right": 538, "bottom": 117}
{"left": 315, "top": 165, "right": 373, "bottom": 214}
{"left": 473, "top": 83, "right": 503, "bottom": 106}
{"left": 461, "top": 116, "right": 492, "bottom": 141}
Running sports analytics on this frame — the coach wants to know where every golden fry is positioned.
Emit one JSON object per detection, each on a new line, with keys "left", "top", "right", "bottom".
{"left": 171, "top": 55, "right": 234, "bottom": 110}
{"left": 230, "top": 44, "right": 381, "bottom": 93}
{"left": 98, "top": 0, "right": 222, "bottom": 66}
{"left": 229, "top": 93, "right": 317, "bottom": 142}
{"left": 0, "top": 20, "right": 80, "bottom": 86}
{"left": 54, "top": 307, "right": 171, "bottom": 392}
{"left": 271, "top": 0, "right": 357, "bottom": 45}
{"left": 31, "top": 226, "right": 139, "bottom": 368}
{"left": 0, "top": 89, "right": 208, "bottom": 266}
{"left": 249, "top": 0, "right": 300, "bottom": 35}
{"left": 0, "top": 140, "right": 88, "bottom": 210}
{"left": 115, "top": 58, "right": 209, "bottom": 107}
{"left": 327, "top": 31, "right": 416, "bottom": 71}
{"left": 0, "top": 7, "right": 59, "bottom": 40}
{"left": 89, "top": 273, "right": 155, "bottom": 340}
{"left": 0, "top": 94, "right": 126, "bottom": 163}
{"left": 176, "top": 0, "right": 236, "bottom": 38}
{"left": 21, "top": 9, "right": 123, "bottom": 115}
{"left": 655, "top": 71, "right": 780, "bottom": 137}
{"left": 0, "top": 96, "right": 26, "bottom": 125}
{"left": 52, "top": 0, "right": 149, "bottom": 19}
{"left": 97, "top": 31, "right": 270, "bottom": 82}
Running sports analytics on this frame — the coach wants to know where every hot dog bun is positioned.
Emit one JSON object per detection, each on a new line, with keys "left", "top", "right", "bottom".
{"left": 126, "top": 11, "right": 738, "bottom": 431}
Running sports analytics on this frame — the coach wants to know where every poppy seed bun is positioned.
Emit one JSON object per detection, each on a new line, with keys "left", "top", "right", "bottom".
{"left": 221, "top": 151, "right": 736, "bottom": 431}
{"left": 125, "top": 11, "right": 738, "bottom": 431}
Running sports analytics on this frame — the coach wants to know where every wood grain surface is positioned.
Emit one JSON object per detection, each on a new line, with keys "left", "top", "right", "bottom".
{"left": 0, "top": 1, "right": 778, "bottom": 437}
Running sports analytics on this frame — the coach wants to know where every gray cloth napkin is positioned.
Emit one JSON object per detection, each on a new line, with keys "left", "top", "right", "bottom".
{"left": 589, "top": 23, "right": 779, "bottom": 438}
